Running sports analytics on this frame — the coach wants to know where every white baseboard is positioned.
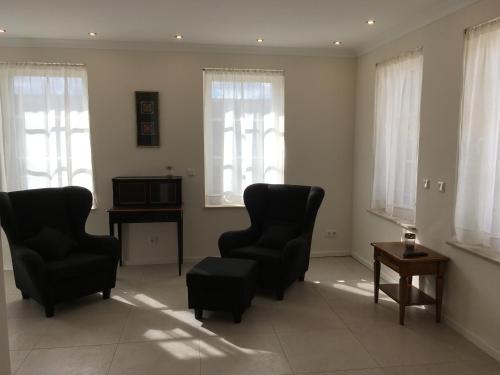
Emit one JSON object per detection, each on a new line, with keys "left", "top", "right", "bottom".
{"left": 352, "top": 250, "right": 500, "bottom": 362}
{"left": 444, "top": 313, "right": 500, "bottom": 362}
{"left": 351, "top": 251, "right": 398, "bottom": 283}
{"left": 123, "top": 250, "right": 351, "bottom": 266}
{"left": 311, "top": 250, "right": 351, "bottom": 257}
{"left": 123, "top": 255, "right": 205, "bottom": 266}
{"left": 3, "top": 251, "right": 349, "bottom": 270}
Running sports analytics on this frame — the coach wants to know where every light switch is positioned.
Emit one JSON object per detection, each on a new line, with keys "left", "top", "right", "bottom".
{"left": 438, "top": 181, "right": 446, "bottom": 192}
{"left": 423, "top": 179, "right": 430, "bottom": 189}
{"left": 187, "top": 168, "right": 196, "bottom": 177}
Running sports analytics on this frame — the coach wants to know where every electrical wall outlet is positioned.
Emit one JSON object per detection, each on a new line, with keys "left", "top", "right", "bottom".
{"left": 148, "top": 235, "right": 159, "bottom": 245}
{"left": 326, "top": 230, "right": 337, "bottom": 238}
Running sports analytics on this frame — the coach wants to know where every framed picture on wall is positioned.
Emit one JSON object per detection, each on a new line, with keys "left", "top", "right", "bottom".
{"left": 135, "top": 91, "right": 159, "bottom": 146}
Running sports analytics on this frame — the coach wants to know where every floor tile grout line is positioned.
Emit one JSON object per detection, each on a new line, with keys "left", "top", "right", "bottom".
{"left": 11, "top": 348, "right": 32, "bottom": 374}
{"left": 26, "top": 342, "right": 122, "bottom": 351}
{"left": 271, "top": 318, "right": 295, "bottom": 374}
{"left": 7, "top": 260, "right": 497, "bottom": 373}
{"left": 312, "top": 263, "right": 477, "bottom": 369}
{"left": 106, "top": 342, "right": 120, "bottom": 375}
{"left": 198, "top": 335, "right": 202, "bottom": 375}
{"left": 312, "top": 272, "right": 391, "bottom": 369}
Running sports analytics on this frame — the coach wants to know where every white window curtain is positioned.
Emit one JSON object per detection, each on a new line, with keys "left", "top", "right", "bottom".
{"left": 0, "top": 63, "right": 95, "bottom": 202}
{"left": 203, "top": 69, "right": 284, "bottom": 206}
{"left": 371, "top": 50, "right": 424, "bottom": 223}
{"left": 454, "top": 19, "right": 500, "bottom": 249}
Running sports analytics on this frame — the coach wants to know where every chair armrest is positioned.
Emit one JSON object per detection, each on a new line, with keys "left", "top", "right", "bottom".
{"left": 282, "top": 236, "right": 308, "bottom": 261}
{"left": 14, "top": 245, "right": 46, "bottom": 273}
{"left": 218, "top": 227, "right": 258, "bottom": 256}
{"left": 78, "top": 234, "right": 120, "bottom": 260}
{"left": 12, "top": 245, "right": 48, "bottom": 293}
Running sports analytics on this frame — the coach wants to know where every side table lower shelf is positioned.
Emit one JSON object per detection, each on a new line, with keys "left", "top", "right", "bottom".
{"left": 372, "top": 242, "right": 449, "bottom": 325}
{"left": 380, "top": 284, "right": 436, "bottom": 306}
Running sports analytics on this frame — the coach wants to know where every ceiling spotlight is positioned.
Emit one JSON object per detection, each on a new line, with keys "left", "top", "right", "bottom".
{"left": 256, "top": 38, "right": 264, "bottom": 43}
{"left": 88, "top": 32, "right": 97, "bottom": 37}
{"left": 0, "top": 29, "right": 6, "bottom": 33}
{"left": 175, "top": 34, "right": 183, "bottom": 40}
{"left": 366, "top": 19, "right": 376, "bottom": 25}
{"left": 334, "top": 40, "right": 342, "bottom": 46}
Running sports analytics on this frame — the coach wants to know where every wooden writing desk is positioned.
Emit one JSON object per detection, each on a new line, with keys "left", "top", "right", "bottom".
{"left": 108, "top": 206, "right": 183, "bottom": 275}
{"left": 371, "top": 242, "right": 449, "bottom": 325}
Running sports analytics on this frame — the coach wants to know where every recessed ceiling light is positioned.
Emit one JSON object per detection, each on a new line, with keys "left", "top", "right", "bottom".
{"left": 175, "top": 34, "right": 183, "bottom": 40}
{"left": 88, "top": 32, "right": 97, "bottom": 37}
{"left": 256, "top": 38, "right": 264, "bottom": 43}
{"left": 0, "top": 29, "right": 6, "bottom": 33}
{"left": 366, "top": 19, "right": 376, "bottom": 25}
{"left": 333, "top": 40, "right": 342, "bottom": 46}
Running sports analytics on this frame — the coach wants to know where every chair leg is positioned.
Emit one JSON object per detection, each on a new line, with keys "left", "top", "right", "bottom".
{"left": 103, "top": 289, "right": 111, "bottom": 300}
{"left": 275, "top": 288, "right": 284, "bottom": 301}
{"left": 195, "top": 308, "right": 203, "bottom": 320}
{"left": 21, "top": 291, "right": 30, "bottom": 300}
{"left": 233, "top": 310, "right": 242, "bottom": 324}
{"left": 45, "top": 305, "right": 54, "bottom": 318}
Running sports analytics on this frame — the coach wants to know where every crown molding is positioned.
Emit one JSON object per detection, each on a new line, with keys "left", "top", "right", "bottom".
{"left": 0, "top": 37, "right": 356, "bottom": 58}
{"left": 355, "top": 0, "right": 481, "bottom": 56}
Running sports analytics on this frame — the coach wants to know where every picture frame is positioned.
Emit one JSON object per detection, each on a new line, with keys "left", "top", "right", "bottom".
{"left": 135, "top": 91, "right": 159, "bottom": 146}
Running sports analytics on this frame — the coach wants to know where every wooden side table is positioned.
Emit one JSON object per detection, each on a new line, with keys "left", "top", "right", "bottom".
{"left": 371, "top": 242, "right": 449, "bottom": 325}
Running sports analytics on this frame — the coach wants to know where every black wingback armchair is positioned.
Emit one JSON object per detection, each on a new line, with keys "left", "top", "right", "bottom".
{"left": 0, "top": 186, "right": 120, "bottom": 317}
{"left": 218, "top": 183, "right": 324, "bottom": 300}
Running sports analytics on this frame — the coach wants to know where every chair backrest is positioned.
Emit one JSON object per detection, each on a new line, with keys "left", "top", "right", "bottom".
{"left": 0, "top": 186, "right": 92, "bottom": 246}
{"left": 243, "top": 183, "right": 325, "bottom": 241}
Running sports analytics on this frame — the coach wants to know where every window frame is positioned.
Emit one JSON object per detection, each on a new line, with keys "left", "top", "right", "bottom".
{"left": 202, "top": 68, "right": 285, "bottom": 208}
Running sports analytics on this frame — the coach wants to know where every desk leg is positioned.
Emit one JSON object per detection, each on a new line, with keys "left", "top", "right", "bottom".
{"left": 399, "top": 276, "right": 407, "bottom": 325}
{"left": 177, "top": 216, "right": 183, "bottom": 276}
{"left": 374, "top": 259, "right": 380, "bottom": 304}
{"left": 436, "top": 265, "right": 444, "bottom": 323}
{"left": 117, "top": 223, "right": 123, "bottom": 267}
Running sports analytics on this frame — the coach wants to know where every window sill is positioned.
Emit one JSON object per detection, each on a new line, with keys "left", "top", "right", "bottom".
{"left": 446, "top": 240, "right": 500, "bottom": 265}
{"left": 367, "top": 209, "right": 417, "bottom": 232}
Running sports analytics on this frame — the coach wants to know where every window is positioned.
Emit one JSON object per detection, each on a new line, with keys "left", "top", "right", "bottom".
{"left": 203, "top": 69, "right": 284, "bottom": 206}
{"left": 454, "top": 19, "right": 500, "bottom": 249}
{"left": 0, "top": 63, "right": 95, "bottom": 201}
{"left": 371, "top": 50, "right": 424, "bottom": 224}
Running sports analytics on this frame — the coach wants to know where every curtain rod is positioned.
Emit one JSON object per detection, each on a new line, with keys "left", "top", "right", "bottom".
{"left": 0, "top": 62, "right": 86, "bottom": 67}
{"left": 203, "top": 68, "right": 284, "bottom": 73}
{"left": 375, "top": 46, "right": 423, "bottom": 66}
{"left": 464, "top": 16, "right": 500, "bottom": 34}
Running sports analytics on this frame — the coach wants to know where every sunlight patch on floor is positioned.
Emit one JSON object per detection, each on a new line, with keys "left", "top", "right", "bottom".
{"left": 143, "top": 327, "right": 192, "bottom": 340}
{"left": 157, "top": 340, "right": 199, "bottom": 360}
{"left": 134, "top": 293, "right": 168, "bottom": 308}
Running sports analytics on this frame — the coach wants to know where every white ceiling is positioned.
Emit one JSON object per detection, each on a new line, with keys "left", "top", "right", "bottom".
{"left": 0, "top": 0, "right": 480, "bottom": 55}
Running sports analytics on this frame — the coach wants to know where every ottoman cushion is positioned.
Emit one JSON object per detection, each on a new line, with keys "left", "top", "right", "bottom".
{"left": 186, "top": 257, "right": 257, "bottom": 322}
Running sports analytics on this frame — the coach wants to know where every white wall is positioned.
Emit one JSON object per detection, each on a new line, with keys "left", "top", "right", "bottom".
{"left": 352, "top": 0, "right": 500, "bottom": 361}
{"left": 0, "top": 47, "right": 356, "bottom": 268}
{"left": 0, "top": 239, "right": 11, "bottom": 375}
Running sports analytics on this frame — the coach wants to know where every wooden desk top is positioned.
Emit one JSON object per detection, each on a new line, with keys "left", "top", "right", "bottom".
{"left": 371, "top": 242, "right": 449, "bottom": 263}
{"left": 108, "top": 206, "right": 183, "bottom": 213}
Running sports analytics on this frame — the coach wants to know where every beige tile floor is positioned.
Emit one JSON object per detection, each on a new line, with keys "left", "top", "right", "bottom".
{"left": 4, "top": 257, "right": 500, "bottom": 375}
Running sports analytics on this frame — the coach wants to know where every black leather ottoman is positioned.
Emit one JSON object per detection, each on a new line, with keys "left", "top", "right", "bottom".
{"left": 186, "top": 257, "right": 257, "bottom": 323}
